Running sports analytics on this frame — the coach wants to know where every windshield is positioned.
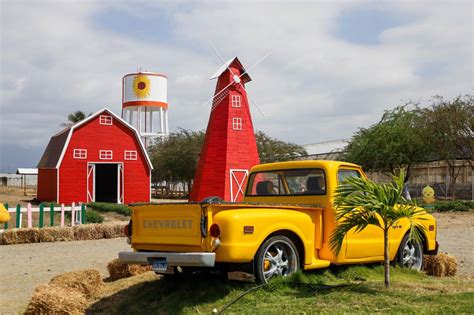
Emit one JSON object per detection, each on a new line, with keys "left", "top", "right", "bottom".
{"left": 246, "top": 169, "right": 326, "bottom": 196}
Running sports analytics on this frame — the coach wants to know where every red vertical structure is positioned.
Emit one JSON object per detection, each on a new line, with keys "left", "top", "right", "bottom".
{"left": 189, "top": 57, "right": 260, "bottom": 202}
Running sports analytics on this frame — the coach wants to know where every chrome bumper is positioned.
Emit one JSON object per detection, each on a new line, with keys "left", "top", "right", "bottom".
{"left": 118, "top": 251, "right": 216, "bottom": 267}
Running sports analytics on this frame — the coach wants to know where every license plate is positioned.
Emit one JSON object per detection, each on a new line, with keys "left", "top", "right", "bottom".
{"left": 147, "top": 258, "right": 174, "bottom": 274}
{"left": 149, "top": 258, "right": 168, "bottom": 272}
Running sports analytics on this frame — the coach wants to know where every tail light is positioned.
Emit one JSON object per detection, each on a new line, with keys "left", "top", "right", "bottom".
{"left": 210, "top": 223, "right": 220, "bottom": 238}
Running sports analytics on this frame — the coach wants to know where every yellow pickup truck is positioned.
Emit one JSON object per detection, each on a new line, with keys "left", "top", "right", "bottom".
{"left": 119, "top": 160, "right": 438, "bottom": 283}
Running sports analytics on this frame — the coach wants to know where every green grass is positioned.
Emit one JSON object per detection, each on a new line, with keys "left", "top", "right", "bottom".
{"left": 415, "top": 199, "right": 474, "bottom": 212}
{"left": 87, "top": 202, "right": 131, "bottom": 216}
{"left": 88, "top": 265, "right": 474, "bottom": 314}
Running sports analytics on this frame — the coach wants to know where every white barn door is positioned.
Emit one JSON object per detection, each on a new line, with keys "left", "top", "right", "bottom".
{"left": 86, "top": 164, "right": 95, "bottom": 203}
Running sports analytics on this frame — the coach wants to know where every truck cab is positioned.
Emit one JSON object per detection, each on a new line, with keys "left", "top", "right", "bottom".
{"left": 119, "top": 160, "right": 438, "bottom": 283}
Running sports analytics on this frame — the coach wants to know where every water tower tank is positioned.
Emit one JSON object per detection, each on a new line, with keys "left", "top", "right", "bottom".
{"left": 122, "top": 71, "right": 169, "bottom": 147}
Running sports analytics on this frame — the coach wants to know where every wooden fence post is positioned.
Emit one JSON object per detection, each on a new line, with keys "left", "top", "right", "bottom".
{"left": 16, "top": 204, "right": 21, "bottom": 228}
{"left": 27, "top": 203, "right": 32, "bottom": 228}
{"left": 60, "top": 204, "right": 65, "bottom": 227}
{"left": 81, "top": 204, "right": 86, "bottom": 224}
{"left": 71, "top": 202, "right": 75, "bottom": 227}
{"left": 4, "top": 203, "right": 8, "bottom": 230}
{"left": 39, "top": 203, "right": 44, "bottom": 228}
{"left": 50, "top": 203, "right": 54, "bottom": 227}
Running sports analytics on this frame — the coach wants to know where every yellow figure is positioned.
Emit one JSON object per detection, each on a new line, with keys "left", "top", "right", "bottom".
{"left": 0, "top": 203, "right": 10, "bottom": 223}
{"left": 422, "top": 185, "right": 435, "bottom": 204}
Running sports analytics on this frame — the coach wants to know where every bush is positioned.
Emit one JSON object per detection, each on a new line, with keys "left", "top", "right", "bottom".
{"left": 432, "top": 200, "right": 471, "bottom": 212}
{"left": 85, "top": 210, "right": 104, "bottom": 223}
{"left": 87, "top": 202, "right": 131, "bottom": 216}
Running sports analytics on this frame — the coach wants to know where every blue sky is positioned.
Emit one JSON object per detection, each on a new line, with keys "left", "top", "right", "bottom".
{"left": 0, "top": 0, "right": 472, "bottom": 173}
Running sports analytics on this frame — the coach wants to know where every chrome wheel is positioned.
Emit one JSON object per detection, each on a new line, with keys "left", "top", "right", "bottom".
{"left": 399, "top": 237, "right": 423, "bottom": 271}
{"left": 255, "top": 236, "right": 299, "bottom": 283}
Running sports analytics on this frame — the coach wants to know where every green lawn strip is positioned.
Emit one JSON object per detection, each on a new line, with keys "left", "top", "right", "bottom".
{"left": 87, "top": 202, "right": 131, "bottom": 216}
{"left": 89, "top": 266, "right": 473, "bottom": 314}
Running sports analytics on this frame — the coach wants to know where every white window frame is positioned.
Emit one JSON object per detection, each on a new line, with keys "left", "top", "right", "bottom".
{"left": 124, "top": 150, "right": 137, "bottom": 160}
{"left": 231, "top": 95, "right": 241, "bottom": 108}
{"left": 232, "top": 118, "right": 242, "bottom": 131}
{"left": 99, "top": 150, "right": 113, "bottom": 160}
{"left": 99, "top": 115, "right": 113, "bottom": 125}
{"left": 73, "top": 149, "right": 87, "bottom": 159}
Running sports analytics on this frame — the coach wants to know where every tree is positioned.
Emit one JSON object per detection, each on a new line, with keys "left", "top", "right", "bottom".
{"left": 148, "top": 129, "right": 205, "bottom": 193}
{"left": 420, "top": 95, "right": 473, "bottom": 198}
{"left": 61, "top": 110, "right": 92, "bottom": 127}
{"left": 148, "top": 129, "right": 307, "bottom": 194}
{"left": 329, "top": 171, "right": 425, "bottom": 288}
{"left": 343, "top": 105, "right": 429, "bottom": 182}
{"left": 256, "top": 131, "right": 307, "bottom": 163}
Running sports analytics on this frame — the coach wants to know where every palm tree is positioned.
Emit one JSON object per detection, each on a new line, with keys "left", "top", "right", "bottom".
{"left": 329, "top": 171, "right": 425, "bottom": 288}
{"left": 60, "top": 110, "right": 92, "bottom": 127}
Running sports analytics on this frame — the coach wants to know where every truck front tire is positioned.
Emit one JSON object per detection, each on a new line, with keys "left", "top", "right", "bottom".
{"left": 396, "top": 234, "right": 423, "bottom": 271}
{"left": 254, "top": 235, "right": 300, "bottom": 283}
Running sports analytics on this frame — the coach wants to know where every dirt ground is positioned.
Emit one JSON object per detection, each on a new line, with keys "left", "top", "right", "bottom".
{"left": 0, "top": 186, "right": 38, "bottom": 207}
{"left": 0, "top": 211, "right": 472, "bottom": 314}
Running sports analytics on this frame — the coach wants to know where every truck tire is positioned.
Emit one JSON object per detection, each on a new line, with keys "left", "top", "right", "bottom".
{"left": 396, "top": 234, "right": 423, "bottom": 271}
{"left": 254, "top": 235, "right": 300, "bottom": 283}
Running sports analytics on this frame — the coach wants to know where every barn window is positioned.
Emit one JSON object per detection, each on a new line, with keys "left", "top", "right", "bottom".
{"left": 99, "top": 150, "right": 113, "bottom": 160}
{"left": 232, "top": 118, "right": 242, "bottom": 130}
{"left": 231, "top": 95, "right": 241, "bottom": 107}
{"left": 73, "top": 149, "right": 87, "bottom": 159}
{"left": 99, "top": 115, "right": 113, "bottom": 125}
{"left": 124, "top": 150, "right": 137, "bottom": 160}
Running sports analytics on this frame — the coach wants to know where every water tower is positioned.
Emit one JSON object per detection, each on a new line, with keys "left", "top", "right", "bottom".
{"left": 122, "top": 71, "right": 169, "bottom": 147}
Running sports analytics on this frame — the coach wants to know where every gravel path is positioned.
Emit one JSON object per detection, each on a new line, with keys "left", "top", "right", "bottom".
{"left": 0, "top": 238, "right": 130, "bottom": 314}
{"left": 0, "top": 211, "right": 472, "bottom": 313}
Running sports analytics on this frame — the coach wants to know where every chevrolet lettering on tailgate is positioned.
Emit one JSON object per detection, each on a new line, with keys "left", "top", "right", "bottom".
{"left": 143, "top": 219, "right": 193, "bottom": 229}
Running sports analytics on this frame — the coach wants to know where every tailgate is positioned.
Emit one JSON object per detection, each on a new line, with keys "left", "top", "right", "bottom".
{"left": 131, "top": 203, "right": 203, "bottom": 247}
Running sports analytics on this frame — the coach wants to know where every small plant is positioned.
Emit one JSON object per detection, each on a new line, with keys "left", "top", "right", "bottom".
{"left": 330, "top": 171, "right": 426, "bottom": 288}
{"left": 85, "top": 210, "right": 104, "bottom": 224}
{"left": 87, "top": 202, "right": 131, "bottom": 216}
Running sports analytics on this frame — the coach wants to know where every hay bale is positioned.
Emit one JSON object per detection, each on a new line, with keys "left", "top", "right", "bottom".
{"left": 38, "top": 226, "right": 75, "bottom": 242}
{"left": 49, "top": 269, "right": 102, "bottom": 298}
{"left": 1, "top": 228, "right": 39, "bottom": 245}
{"left": 25, "top": 284, "right": 87, "bottom": 314}
{"left": 423, "top": 253, "right": 458, "bottom": 277}
{"left": 73, "top": 224, "right": 103, "bottom": 240}
{"left": 102, "top": 223, "right": 126, "bottom": 239}
{"left": 107, "top": 258, "right": 151, "bottom": 281}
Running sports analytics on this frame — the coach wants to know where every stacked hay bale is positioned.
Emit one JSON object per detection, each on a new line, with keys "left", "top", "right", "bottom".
{"left": 423, "top": 253, "right": 458, "bottom": 276}
{"left": 0, "top": 222, "right": 126, "bottom": 245}
{"left": 25, "top": 269, "right": 102, "bottom": 314}
{"left": 107, "top": 258, "right": 151, "bottom": 281}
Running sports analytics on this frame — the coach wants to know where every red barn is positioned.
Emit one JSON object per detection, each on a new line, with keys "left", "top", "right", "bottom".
{"left": 37, "top": 108, "right": 153, "bottom": 204}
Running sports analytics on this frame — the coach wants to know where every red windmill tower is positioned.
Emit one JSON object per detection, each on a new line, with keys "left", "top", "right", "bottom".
{"left": 189, "top": 57, "right": 262, "bottom": 202}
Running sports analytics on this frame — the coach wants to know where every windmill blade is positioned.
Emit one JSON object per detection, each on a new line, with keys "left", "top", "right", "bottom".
{"left": 238, "top": 82, "right": 266, "bottom": 117}
{"left": 238, "top": 51, "right": 272, "bottom": 81}
{"left": 200, "top": 80, "right": 235, "bottom": 107}
{"left": 207, "top": 41, "right": 238, "bottom": 78}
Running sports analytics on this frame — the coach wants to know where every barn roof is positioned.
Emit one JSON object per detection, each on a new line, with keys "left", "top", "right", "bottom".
{"left": 37, "top": 128, "right": 71, "bottom": 168}
{"left": 210, "top": 57, "right": 251, "bottom": 84}
{"left": 37, "top": 108, "right": 153, "bottom": 170}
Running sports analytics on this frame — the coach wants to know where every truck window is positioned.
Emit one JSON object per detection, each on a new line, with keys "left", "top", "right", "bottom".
{"left": 338, "top": 169, "right": 361, "bottom": 184}
{"left": 246, "top": 169, "right": 326, "bottom": 196}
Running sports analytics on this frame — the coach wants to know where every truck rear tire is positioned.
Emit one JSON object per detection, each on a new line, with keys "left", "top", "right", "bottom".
{"left": 254, "top": 235, "right": 300, "bottom": 283}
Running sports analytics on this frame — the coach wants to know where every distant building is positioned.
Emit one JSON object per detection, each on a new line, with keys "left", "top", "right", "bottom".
{"left": 37, "top": 108, "right": 153, "bottom": 204}
{"left": 301, "top": 139, "right": 349, "bottom": 160}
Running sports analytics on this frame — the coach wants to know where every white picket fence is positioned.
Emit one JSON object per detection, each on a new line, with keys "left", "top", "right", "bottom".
{"left": 2, "top": 202, "right": 84, "bottom": 230}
